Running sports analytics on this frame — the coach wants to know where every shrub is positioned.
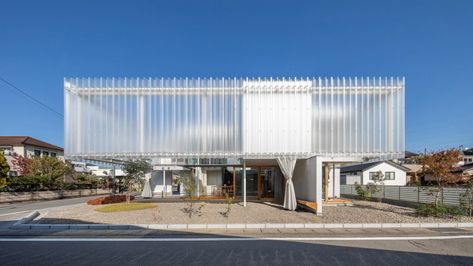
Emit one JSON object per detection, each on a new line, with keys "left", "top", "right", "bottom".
{"left": 355, "top": 184, "right": 370, "bottom": 200}
{"left": 416, "top": 203, "right": 466, "bottom": 218}
{"left": 355, "top": 183, "right": 381, "bottom": 201}
{"left": 87, "top": 195, "right": 134, "bottom": 205}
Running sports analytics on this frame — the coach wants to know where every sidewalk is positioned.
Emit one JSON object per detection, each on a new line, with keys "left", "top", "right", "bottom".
{"left": 2, "top": 226, "right": 473, "bottom": 239}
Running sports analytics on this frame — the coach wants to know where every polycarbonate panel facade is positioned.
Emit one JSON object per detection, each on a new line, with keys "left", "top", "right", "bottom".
{"left": 64, "top": 77, "right": 404, "bottom": 160}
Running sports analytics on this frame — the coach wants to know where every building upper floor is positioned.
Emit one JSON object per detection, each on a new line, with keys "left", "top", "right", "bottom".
{"left": 64, "top": 77, "right": 405, "bottom": 161}
{"left": 0, "top": 136, "right": 64, "bottom": 159}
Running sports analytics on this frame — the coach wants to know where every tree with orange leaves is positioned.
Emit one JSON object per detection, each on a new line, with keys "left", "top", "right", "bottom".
{"left": 420, "top": 149, "right": 462, "bottom": 207}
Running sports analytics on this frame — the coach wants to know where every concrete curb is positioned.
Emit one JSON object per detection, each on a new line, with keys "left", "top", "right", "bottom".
{"left": 11, "top": 211, "right": 40, "bottom": 228}
{"left": 10, "top": 210, "right": 473, "bottom": 231}
{"left": 12, "top": 222, "right": 473, "bottom": 231}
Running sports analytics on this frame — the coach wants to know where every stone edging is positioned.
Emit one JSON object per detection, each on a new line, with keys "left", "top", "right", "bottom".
{"left": 10, "top": 216, "right": 473, "bottom": 231}
{"left": 10, "top": 210, "right": 473, "bottom": 230}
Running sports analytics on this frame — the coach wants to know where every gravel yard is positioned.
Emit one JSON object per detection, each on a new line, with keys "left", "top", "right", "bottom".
{"left": 33, "top": 199, "right": 473, "bottom": 224}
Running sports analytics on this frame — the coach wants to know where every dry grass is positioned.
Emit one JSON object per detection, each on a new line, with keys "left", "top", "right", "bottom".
{"left": 95, "top": 202, "right": 157, "bottom": 213}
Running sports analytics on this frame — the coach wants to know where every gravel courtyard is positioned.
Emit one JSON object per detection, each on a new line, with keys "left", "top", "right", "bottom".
{"left": 33, "top": 199, "right": 473, "bottom": 224}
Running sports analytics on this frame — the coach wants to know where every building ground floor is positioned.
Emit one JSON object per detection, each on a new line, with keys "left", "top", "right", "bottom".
{"left": 142, "top": 156, "right": 360, "bottom": 215}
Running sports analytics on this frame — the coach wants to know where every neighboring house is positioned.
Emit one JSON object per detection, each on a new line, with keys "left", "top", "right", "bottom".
{"left": 64, "top": 77, "right": 405, "bottom": 214}
{"left": 402, "top": 163, "right": 423, "bottom": 183}
{"left": 0, "top": 136, "right": 64, "bottom": 177}
{"left": 397, "top": 151, "right": 419, "bottom": 165}
{"left": 71, "top": 161, "right": 125, "bottom": 177}
{"left": 452, "top": 163, "right": 473, "bottom": 180}
{"left": 461, "top": 148, "right": 473, "bottom": 165}
{"left": 340, "top": 161, "right": 409, "bottom": 186}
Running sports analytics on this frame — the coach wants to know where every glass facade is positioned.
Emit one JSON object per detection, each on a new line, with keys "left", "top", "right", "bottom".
{"left": 64, "top": 77, "right": 404, "bottom": 160}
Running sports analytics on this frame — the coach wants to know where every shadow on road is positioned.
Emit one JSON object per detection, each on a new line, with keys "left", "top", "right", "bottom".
{"left": 0, "top": 236, "right": 472, "bottom": 265}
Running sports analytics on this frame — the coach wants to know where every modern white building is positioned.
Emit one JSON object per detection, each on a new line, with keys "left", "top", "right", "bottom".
{"left": 64, "top": 77, "right": 405, "bottom": 214}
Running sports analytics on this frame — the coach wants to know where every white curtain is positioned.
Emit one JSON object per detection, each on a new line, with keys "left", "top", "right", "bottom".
{"left": 277, "top": 157, "right": 297, "bottom": 211}
{"left": 141, "top": 173, "right": 153, "bottom": 198}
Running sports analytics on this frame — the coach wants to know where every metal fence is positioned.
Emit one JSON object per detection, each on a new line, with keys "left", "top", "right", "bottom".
{"left": 341, "top": 185, "right": 470, "bottom": 207}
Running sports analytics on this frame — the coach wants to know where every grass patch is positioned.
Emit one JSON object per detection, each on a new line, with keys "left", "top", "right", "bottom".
{"left": 95, "top": 202, "right": 157, "bottom": 213}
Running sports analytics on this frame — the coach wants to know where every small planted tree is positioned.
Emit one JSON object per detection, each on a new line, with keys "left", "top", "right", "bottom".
{"left": 220, "top": 189, "right": 234, "bottom": 218}
{"left": 354, "top": 171, "right": 384, "bottom": 202}
{"left": 370, "top": 170, "right": 385, "bottom": 203}
{"left": 420, "top": 149, "right": 461, "bottom": 207}
{"left": 460, "top": 179, "right": 473, "bottom": 217}
{"left": 180, "top": 175, "right": 204, "bottom": 218}
{"left": 122, "top": 160, "right": 152, "bottom": 203}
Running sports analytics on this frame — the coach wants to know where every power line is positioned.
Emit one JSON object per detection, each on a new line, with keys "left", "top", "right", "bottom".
{"left": 0, "top": 76, "right": 63, "bottom": 118}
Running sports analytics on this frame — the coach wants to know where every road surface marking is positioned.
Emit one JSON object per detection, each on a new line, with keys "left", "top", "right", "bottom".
{"left": 1, "top": 235, "right": 473, "bottom": 242}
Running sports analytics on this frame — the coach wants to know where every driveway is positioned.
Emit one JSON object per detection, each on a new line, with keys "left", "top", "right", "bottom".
{"left": 0, "top": 195, "right": 101, "bottom": 228}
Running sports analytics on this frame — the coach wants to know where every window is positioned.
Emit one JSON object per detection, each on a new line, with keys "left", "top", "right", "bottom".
{"left": 369, "top": 172, "right": 376, "bottom": 180}
{"left": 51, "top": 152, "right": 57, "bottom": 157}
{"left": 34, "top": 150, "right": 41, "bottom": 157}
{"left": 42, "top": 151, "right": 49, "bottom": 157}
{"left": 385, "top": 172, "right": 395, "bottom": 180}
{"left": 8, "top": 171, "right": 18, "bottom": 177}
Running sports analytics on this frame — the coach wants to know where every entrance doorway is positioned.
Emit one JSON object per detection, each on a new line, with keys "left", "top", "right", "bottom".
{"left": 260, "top": 168, "right": 275, "bottom": 198}
{"left": 235, "top": 166, "right": 283, "bottom": 199}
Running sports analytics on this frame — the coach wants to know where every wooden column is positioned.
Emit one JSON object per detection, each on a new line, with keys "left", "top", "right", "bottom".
{"left": 232, "top": 166, "right": 236, "bottom": 199}
{"left": 324, "top": 162, "right": 329, "bottom": 201}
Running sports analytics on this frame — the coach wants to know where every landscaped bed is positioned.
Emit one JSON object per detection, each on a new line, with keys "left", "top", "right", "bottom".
{"left": 95, "top": 202, "right": 157, "bottom": 213}
{"left": 32, "top": 199, "right": 473, "bottom": 225}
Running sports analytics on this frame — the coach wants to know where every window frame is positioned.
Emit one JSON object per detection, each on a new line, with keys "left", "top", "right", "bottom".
{"left": 385, "top": 171, "right": 395, "bottom": 180}
{"left": 369, "top": 172, "right": 376, "bottom": 180}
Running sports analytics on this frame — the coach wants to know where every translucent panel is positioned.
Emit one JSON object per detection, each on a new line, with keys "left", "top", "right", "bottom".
{"left": 64, "top": 77, "right": 405, "bottom": 160}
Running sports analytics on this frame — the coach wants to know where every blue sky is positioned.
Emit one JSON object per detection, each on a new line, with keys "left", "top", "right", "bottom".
{"left": 0, "top": 0, "right": 472, "bottom": 152}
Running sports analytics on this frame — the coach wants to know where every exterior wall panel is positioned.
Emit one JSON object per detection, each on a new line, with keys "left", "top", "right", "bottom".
{"left": 64, "top": 77, "right": 405, "bottom": 160}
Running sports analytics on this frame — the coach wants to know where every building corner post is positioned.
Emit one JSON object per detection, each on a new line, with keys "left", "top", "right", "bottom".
{"left": 243, "top": 161, "right": 247, "bottom": 207}
{"left": 315, "top": 157, "right": 323, "bottom": 216}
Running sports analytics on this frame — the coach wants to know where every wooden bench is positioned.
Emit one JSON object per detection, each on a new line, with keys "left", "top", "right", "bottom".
{"left": 297, "top": 199, "right": 317, "bottom": 213}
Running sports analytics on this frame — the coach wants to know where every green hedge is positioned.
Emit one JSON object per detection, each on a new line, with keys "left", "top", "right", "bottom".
{"left": 416, "top": 203, "right": 466, "bottom": 218}
{"left": 1, "top": 176, "right": 100, "bottom": 192}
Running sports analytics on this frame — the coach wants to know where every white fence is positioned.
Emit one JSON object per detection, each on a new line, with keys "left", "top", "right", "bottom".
{"left": 341, "top": 185, "right": 469, "bottom": 206}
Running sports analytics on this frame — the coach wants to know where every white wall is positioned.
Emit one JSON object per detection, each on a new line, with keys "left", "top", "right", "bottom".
{"left": 243, "top": 91, "right": 312, "bottom": 154}
{"left": 206, "top": 170, "right": 222, "bottom": 186}
{"left": 341, "top": 173, "right": 362, "bottom": 185}
{"left": 292, "top": 156, "right": 318, "bottom": 202}
{"left": 361, "top": 162, "right": 407, "bottom": 186}
{"left": 327, "top": 166, "right": 340, "bottom": 198}
{"left": 151, "top": 170, "right": 173, "bottom": 193}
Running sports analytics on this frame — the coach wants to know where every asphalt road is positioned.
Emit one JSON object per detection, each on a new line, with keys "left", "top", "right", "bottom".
{"left": 1, "top": 197, "right": 473, "bottom": 265}
{"left": 1, "top": 237, "right": 472, "bottom": 265}
{"left": 0, "top": 195, "right": 99, "bottom": 216}
{"left": 0, "top": 195, "right": 101, "bottom": 229}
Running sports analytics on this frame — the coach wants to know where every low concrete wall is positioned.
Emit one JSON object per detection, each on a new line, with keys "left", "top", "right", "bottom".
{"left": 0, "top": 189, "right": 111, "bottom": 203}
